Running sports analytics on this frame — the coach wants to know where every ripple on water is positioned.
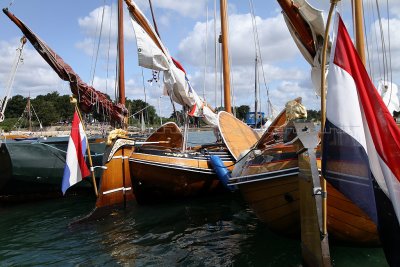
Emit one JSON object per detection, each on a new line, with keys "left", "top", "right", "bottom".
{"left": 0, "top": 190, "right": 388, "bottom": 266}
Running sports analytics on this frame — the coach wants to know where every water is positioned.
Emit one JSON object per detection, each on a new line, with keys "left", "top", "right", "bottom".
{"left": 0, "top": 195, "right": 387, "bottom": 266}
{"left": 0, "top": 131, "right": 388, "bottom": 266}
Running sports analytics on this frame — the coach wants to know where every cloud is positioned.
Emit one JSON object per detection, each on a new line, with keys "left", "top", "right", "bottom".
{"left": 177, "top": 13, "right": 298, "bottom": 68}
{"left": 0, "top": 39, "right": 61, "bottom": 98}
{"left": 185, "top": 60, "right": 316, "bottom": 113}
{"left": 76, "top": 4, "right": 136, "bottom": 58}
{"left": 367, "top": 17, "right": 400, "bottom": 85}
{"left": 72, "top": 0, "right": 400, "bottom": 119}
{"left": 176, "top": 10, "right": 319, "bottom": 113}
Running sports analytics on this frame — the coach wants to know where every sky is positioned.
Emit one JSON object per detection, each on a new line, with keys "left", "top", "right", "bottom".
{"left": 0, "top": 0, "right": 399, "bottom": 119}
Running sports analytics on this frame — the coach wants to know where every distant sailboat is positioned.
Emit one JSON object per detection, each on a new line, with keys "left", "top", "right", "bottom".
{"left": 140, "top": 111, "right": 145, "bottom": 133}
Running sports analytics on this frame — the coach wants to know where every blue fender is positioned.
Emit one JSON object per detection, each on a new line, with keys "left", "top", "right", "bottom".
{"left": 209, "top": 155, "right": 237, "bottom": 191}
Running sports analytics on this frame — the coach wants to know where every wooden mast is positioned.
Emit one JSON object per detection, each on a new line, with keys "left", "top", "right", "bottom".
{"left": 353, "top": 0, "right": 366, "bottom": 65}
{"left": 220, "top": 0, "right": 231, "bottom": 113}
{"left": 254, "top": 56, "right": 259, "bottom": 125}
{"left": 118, "top": 0, "right": 126, "bottom": 122}
{"left": 27, "top": 94, "right": 32, "bottom": 132}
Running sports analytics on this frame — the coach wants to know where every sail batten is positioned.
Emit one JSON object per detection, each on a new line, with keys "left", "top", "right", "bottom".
{"left": 3, "top": 8, "right": 127, "bottom": 123}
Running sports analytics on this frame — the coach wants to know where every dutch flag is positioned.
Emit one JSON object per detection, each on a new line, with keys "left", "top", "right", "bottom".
{"left": 61, "top": 110, "right": 91, "bottom": 195}
{"left": 322, "top": 13, "right": 400, "bottom": 266}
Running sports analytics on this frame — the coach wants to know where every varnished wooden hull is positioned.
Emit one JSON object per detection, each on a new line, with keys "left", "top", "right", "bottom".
{"left": 129, "top": 148, "right": 234, "bottom": 204}
{"left": 235, "top": 150, "right": 379, "bottom": 246}
{"left": 240, "top": 174, "right": 300, "bottom": 237}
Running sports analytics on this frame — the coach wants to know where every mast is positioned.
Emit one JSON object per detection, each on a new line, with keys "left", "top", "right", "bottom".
{"left": 220, "top": 0, "right": 231, "bottom": 113}
{"left": 353, "top": 0, "right": 366, "bottom": 65}
{"left": 27, "top": 94, "right": 32, "bottom": 132}
{"left": 254, "top": 56, "right": 259, "bottom": 127}
{"left": 118, "top": 0, "right": 126, "bottom": 113}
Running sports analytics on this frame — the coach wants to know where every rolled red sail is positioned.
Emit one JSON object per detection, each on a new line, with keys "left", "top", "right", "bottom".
{"left": 3, "top": 8, "right": 127, "bottom": 124}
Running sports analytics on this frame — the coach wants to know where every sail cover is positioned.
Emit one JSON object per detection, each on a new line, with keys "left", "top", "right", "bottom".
{"left": 3, "top": 8, "right": 127, "bottom": 124}
{"left": 124, "top": 0, "right": 218, "bottom": 126}
{"left": 278, "top": 0, "right": 329, "bottom": 96}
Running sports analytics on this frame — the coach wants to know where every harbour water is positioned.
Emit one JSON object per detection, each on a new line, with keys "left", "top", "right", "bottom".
{"left": 0, "top": 131, "right": 389, "bottom": 266}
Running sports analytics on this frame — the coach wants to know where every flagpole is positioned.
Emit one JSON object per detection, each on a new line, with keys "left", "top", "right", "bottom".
{"left": 320, "top": 0, "right": 339, "bottom": 237}
{"left": 71, "top": 97, "right": 99, "bottom": 197}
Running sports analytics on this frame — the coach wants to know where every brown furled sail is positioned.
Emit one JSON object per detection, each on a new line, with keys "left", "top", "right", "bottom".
{"left": 277, "top": 0, "right": 316, "bottom": 60}
{"left": 3, "top": 8, "right": 127, "bottom": 124}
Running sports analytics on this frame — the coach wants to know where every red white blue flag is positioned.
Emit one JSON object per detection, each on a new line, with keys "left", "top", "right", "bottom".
{"left": 322, "top": 13, "right": 400, "bottom": 265}
{"left": 61, "top": 111, "right": 90, "bottom": 195}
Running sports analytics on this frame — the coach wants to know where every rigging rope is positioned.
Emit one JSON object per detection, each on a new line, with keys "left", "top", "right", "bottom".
{"left": 30, "top": 104, "right": 43, "bottom": 129}
{"left": 141, "top": 68, "right": 149, "bottom": 126}
{"left": 364, "top": 0, "right": 374, "bottom": 80}
{"left": 203, "top": 4, "right": 209, "bottom": 100}
{"left": 0, "top": 37, "right": 26, "bottom": 122}
{"left": 214, "top": 0, "right": 218, "bottom": 108}
{"left": 106, "top": 1, "right": 114, "bottom": 96}
{"left": 91, "top": 1, "right": 107, "bottom": 86}
{"left": 375, "top": 0, "right": 389, "bottom": 83}
{"left": 248, "top": 0, "right": 272, "bottom": 118}
{"left": 88, "top": 3, "right": 102, "bottom": 86}
{"left": 385, "top": 0, "right": 393, "bottom": 89}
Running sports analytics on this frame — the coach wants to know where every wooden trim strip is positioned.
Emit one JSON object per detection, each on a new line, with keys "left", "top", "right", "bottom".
{"left": 130, "top": 158, "right": 216, "bottom": 174}
{"left": 229, "top": 167, "right": 299, "bottom": 185}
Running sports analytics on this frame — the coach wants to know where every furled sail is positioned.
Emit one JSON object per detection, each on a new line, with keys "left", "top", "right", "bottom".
{"left": 378, "top": 80, "right": 400, "bottom": 115}
{"left": 124, "top": 0, "right": 218, "bottom": 126}
{"left": 3, "top": 8, "right": 127, "bottom": 124}
{"left": 277, "top": 0, "right": 329, "bottom": 96}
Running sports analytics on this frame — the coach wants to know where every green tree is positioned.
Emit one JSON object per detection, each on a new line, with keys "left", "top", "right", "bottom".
{"left": 306, "top": 109, "right": 321, "bottom": 122}
{"left": 126, "top": 99, "right": 158, "bottom": 125}
{"left": 54, "top": 94, "right": 75, "bottom": 121}
{"left": 4, "top": 94, "right": 27, "bottom": 118}
{"left": 31, "top": 97, "right": 59, "bottom": 126}
{"left": 235, "top": 105, "right": 250, "bottom": 121}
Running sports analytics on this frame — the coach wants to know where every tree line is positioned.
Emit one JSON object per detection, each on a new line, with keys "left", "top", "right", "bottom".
{"left": 0, "top": 92, "right": 163, "bottom": 131}
{"left": 1, "top": 92, "right": 322, "bottom": 132}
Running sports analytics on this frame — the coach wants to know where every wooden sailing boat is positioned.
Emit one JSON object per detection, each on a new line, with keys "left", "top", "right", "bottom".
{"left": 1, "top": 7, "right": 124, "bottom": 201}
{"left": 94, "top": 0, "right": 261, "bottom": 207}
{"left": 227, "top": 0, "right": 381, "bottom": 245}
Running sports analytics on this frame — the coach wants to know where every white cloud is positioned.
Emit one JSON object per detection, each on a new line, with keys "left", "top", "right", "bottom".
{"left": 367, "top": 17, "right": 400, "bottom": 86}
{"left": 70, "top": 0, "right": 400, "bottom": 119}
{"left": 176, "top": 10, "right": 318, "bottom": 113}
{"left": 177, "top": 13, "right": 298, "bottom": 68}
{"left": 0, "top": 39, "right": 61, "bottom": 98}
{"left": 76, "top": 4, "right": 136, "bottom": 57}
